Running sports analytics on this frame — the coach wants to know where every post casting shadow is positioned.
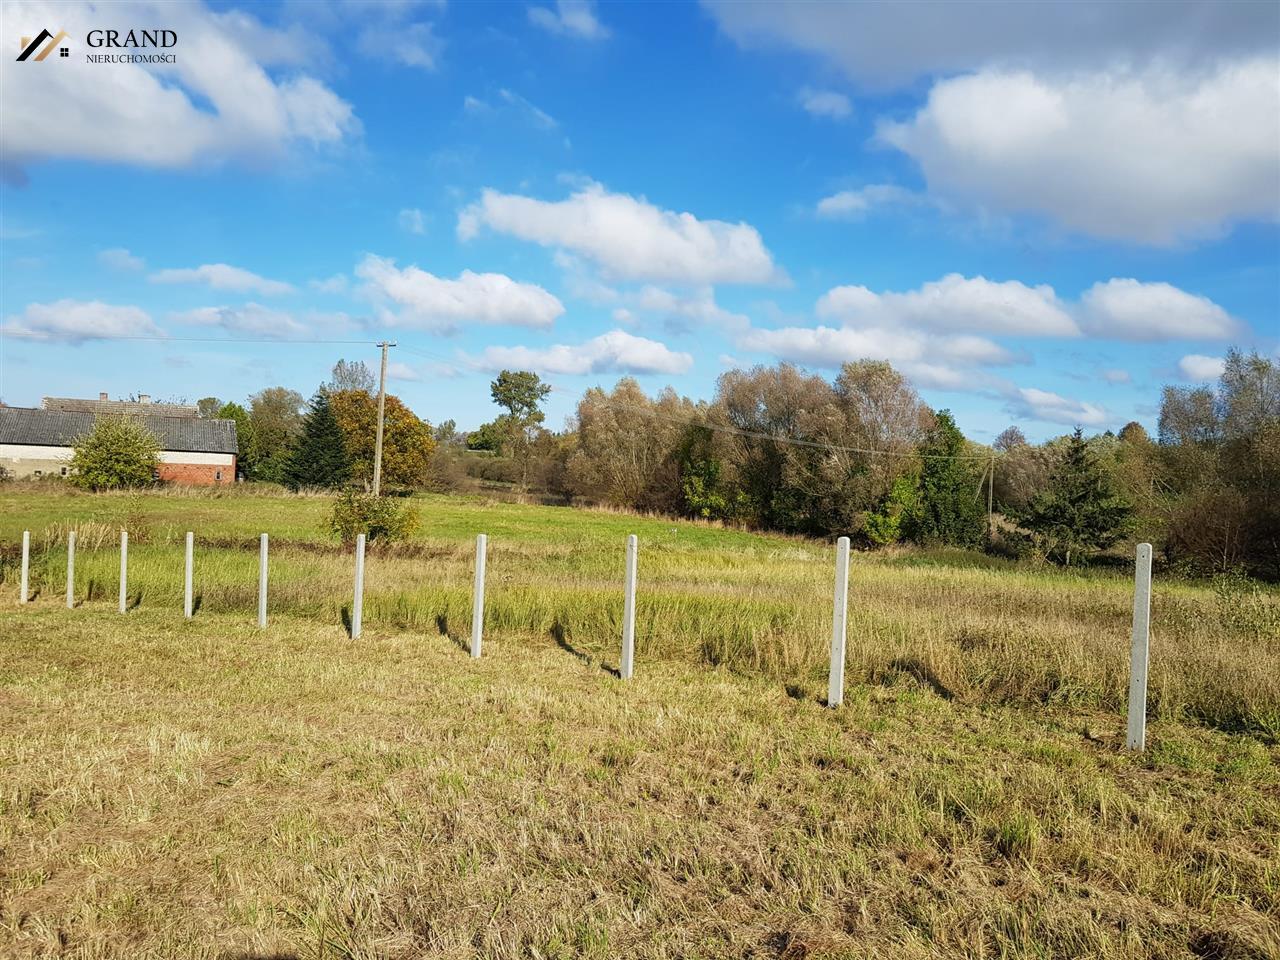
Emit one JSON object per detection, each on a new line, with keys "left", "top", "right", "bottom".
{"left": 549, "top": 620, "right": 620, "bottom": 679}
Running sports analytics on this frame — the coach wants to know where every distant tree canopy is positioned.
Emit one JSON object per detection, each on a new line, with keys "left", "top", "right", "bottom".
{"left": 246, "top": 387, "right": 305, "bottom": 483}
{"left": 196, "top": 397, "right": 222, "bottom": 419}
{"left": 488, "top": 370, "right": 551, "bottom": 489}
{"left": 70, "top": 417, "right": 160, "bottom": 491}
{"left": 904, "top": 410, "right": 985, "bottom": 548}
{"left": 191, "top": 346, "right": 1279, "bottom": 581}
{"left": 285, "top": 391, "right": 350, "bottom": 490}
{"left": 1014, "top": 428, "right": 1133, "bottom": 565}
{"left": 330, "top": 389, "right": 435, "bottom": 490}
{"left": 327, "top": 359, "right": 376, "bottom": 394}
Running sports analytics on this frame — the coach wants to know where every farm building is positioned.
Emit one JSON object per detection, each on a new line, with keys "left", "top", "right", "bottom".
{"left": 0, "top": 396, "right": 238, "bottom": 485}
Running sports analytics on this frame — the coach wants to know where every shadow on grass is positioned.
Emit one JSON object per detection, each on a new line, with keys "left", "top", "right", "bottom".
{"left": 550, "top": 619, "right": 620, "bottom": 679}
{"left": 341, "top": 604, "right": 352, "bottom": 637}
{"left": 435, "top": 613, "right": 471, "bottom": 655}
{"left": 192, "top": 593, "right": 202, "bottom": 615}
{"left": 886, "top": 656, "right": 955, "bottom": 700}
{"left": 127, "top": 590, "right": 144, "bottom": 611}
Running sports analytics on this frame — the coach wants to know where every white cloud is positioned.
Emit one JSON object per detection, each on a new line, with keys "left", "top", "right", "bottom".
{"left": 1101, "top": 369, "right": 1131, "bottom": 385}
{"left": 1006, "top": 387, "right": 1109, "bottom": 426}
{"left": 170, "top": 303, "right": 354, "bottom": 339}
{"left": 1178, "top": 354, "right": 1226, "bottom": 382}
{"left": 398, "top": 208, "right": 426, "bottom": 234}
{"left": 879, "top": 62, "right": 1280, "bottom": 244}
{"left": 703, "top": 1, "right": 1278, "bottom": 88}
{"left": 309, "top": 274, "right": 349, "bottom": 294}
{"left": 1079, "top": 279, "right": 1240, "bottom": 341}
{"left": 528, "top": 0, "right": 610, "bottom": 40}
{"left": 355, "top": 254, "right": 563, "bottom": 331}
{"left": 817, "top": 273, "right": 1079, "bottom": 337}
{"left": 98, "top": 248, "right": 145, "bottom": 271}
{"left": 634, "top": 286, "right": 750, "bottom": 333}
{"left": 356, "top": 19, "right": 441, "bottom": 70}
{"left": 3, "top": 299, "right": 161, "bottom": 343}
{"left": 387, "top": 361, "right": 421, "bottom": 382}
{"left": 798, "top": 87, "right": 852, "bottom": 119}
{"left": 0, "top": 0, "right": 358, "bottom": 180}
{"left": 736, "top": 324, "right": 1014, "bottom": 390}
{"left": 498, "top": 89, "right": 558, "bottom": 130}
{"left": 151, "top": 263, "right": 295, "bottom": 296}
{"left": 459, "top": 182, "right": 779, "bottom": 284}
{"left": 476, "top": 329, "right": 691, "bottom": 376}
{"left": 815, "top": 184, "right": 929, "bottom": 220}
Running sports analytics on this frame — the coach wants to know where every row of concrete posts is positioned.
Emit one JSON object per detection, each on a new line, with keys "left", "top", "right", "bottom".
{"left": 15, "top": 530, "right": 1153, "bottom": 750}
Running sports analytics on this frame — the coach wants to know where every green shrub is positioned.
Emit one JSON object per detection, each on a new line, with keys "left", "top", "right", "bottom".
{"left": 328, "top": 490, "right": 419, "bottom": 547}
{"left": 70, "top": 417, "right": 160, "bottom": 491}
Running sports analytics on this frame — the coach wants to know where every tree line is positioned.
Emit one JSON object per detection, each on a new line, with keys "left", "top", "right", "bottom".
{"left": 46, "top": 348, "right": 1280, "bottom": 581}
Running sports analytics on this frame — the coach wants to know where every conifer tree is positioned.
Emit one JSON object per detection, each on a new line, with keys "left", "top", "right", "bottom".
{"left": 1017, "top": 427, "right": 1132, "bottom": 565}
{"left": 905, "top": 410, "right": 985, "bottom": 547}
{"left": 284, "top": 390, "right": 351, "bottom": 490}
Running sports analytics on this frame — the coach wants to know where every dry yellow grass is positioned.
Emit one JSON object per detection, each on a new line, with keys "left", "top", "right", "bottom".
{"left": 2, "top": 607, "right": 1278, "bottom": 959}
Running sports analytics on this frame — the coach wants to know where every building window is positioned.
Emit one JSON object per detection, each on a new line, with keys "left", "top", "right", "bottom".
{"left": 34, "top": 470, "right": 42, "bottom": 477}
{"left": 60, "top": 467, "right": 68, "bottom": 477}
{"left": 215, "top": 469, "right": 222, "bottom": 481}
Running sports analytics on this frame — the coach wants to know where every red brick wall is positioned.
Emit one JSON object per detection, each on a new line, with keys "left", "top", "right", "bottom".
{"left": 157, "top": 456, "right": 235, "bottom": 486}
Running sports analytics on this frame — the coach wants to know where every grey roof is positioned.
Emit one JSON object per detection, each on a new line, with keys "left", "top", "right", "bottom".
{"left": 43, "top": 397, "right": 198, "bottom": 418}
{"left": 0, "top": 407, "right": 238, "bottom": 454}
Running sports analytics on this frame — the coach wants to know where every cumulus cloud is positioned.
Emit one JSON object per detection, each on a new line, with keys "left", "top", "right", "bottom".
{"left": 3, "top": 299, "right": 162, "bottom": 342}
{"left": 1178, "top": 354, "right": 1227, "bottom": 382}
{"left": 476, "top": 329, "right": 692, "bottom": 376}
{"left": 387, "top": 361, "right": 421, "bottom": 382}
{"left": 98, "top": 248, "right": 144, "bottom": 271}
{"left": 1079, "top": 279, "right": 1240, "bottom": 341}
{"left": 817, "top": 273, "right": 1079, "bottom": 337}
{"left": 528, "top": 0, "right": 610, "bottom": 40}
{"left": 879, "top": 62, "right": 1280, "bottom": 244}
{"left": 1006, "top": 387, "right": 1108, "bottom": 426}
{"left": 798, "top": 87, "right": 852, "bottom": 119}
{"left": 458, "top": 182, "right": 779, "bottom": 284}
{"left": 169, "top": 303, "right": 320, "bottom": 338}
{"left": 737, "top": 323, "right": 1014, "bottom": 389}
{"left": 0, "top": 0, "right": 358, "bottom": 180}
{"left": 398, "top": 208, "right": 426, "bottom": 235}
{"left": 309, "top": 274, "right": 349, "bottom": 294}
{"left": 1101, "top": 369, "right": 1132, "bottom": 385}
{"left": 634, "top": 286, "right": 750, "bottom": 334}
{"left": 815, "top": 184, "right": 931, "bottom": 220}
{"left": 151, "top": 263, "right": 295, "bottom": 296}
{"left": 356, "top": 254, "right": 563, "bottom": 331}
{"left": 703, "top": 1, "right": 1278, "bottom": 88}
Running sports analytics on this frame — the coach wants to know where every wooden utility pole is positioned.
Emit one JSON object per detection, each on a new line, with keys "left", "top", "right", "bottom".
{"left": 987, "top": 452, "right": 995, "bottom": 539}
{"left": 371, "top": 341, "right": 395, "bottom": 496}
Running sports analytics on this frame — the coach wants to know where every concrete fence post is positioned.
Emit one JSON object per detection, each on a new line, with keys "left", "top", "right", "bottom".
{"left": 257, "top": 533, "right": 269, "bottom": 629}
{"left": 620, "top": 534, "right": 638, "bottom": 680}
{"left": 66, "top": 530, "right": 76, "bottom": 610}
{"left": 470, "top": 533, "right": 487, "bottom": 658}
{"left": 184, "top": 532, "right": 194, "bottom": 619}
{"left": 118, "top": 531, "right": 129, "bottom": 614}
{"left": 828, "top": 536, "right": 851, "bottom": 708}
{"left": 20, "top": 531, "right": 30, "bottom": 605}
{"left": 1126, "top": 542, "right": 1153, "bottom": 751}
{"left": 352, "top": 533, "right": 366, "bottom": 639}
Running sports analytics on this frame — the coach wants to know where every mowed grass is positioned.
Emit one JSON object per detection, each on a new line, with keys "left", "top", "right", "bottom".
{"left": 2, "top": 608, "right": 1279, "bottom": 959}
{"left": 2, "top": 487, "right": 1277, "bottom": 738}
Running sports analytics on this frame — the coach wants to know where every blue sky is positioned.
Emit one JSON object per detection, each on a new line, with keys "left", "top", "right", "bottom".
{"left": 1, "top": 0, "right": 1277, "bottom": 441}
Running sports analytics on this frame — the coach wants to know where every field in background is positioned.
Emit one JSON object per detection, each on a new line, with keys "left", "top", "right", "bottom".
{"left": 2, "top": 486, "right": 1277, "bottom": 739}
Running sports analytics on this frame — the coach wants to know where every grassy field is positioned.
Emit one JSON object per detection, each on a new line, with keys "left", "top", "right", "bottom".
{"left": 2, "top": 487, "right": 1279, "bottom": 957}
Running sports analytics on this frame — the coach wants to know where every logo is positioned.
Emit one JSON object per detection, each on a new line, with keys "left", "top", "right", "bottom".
{"left": 17, "top": 28, "right": 69, "bottom": 61}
